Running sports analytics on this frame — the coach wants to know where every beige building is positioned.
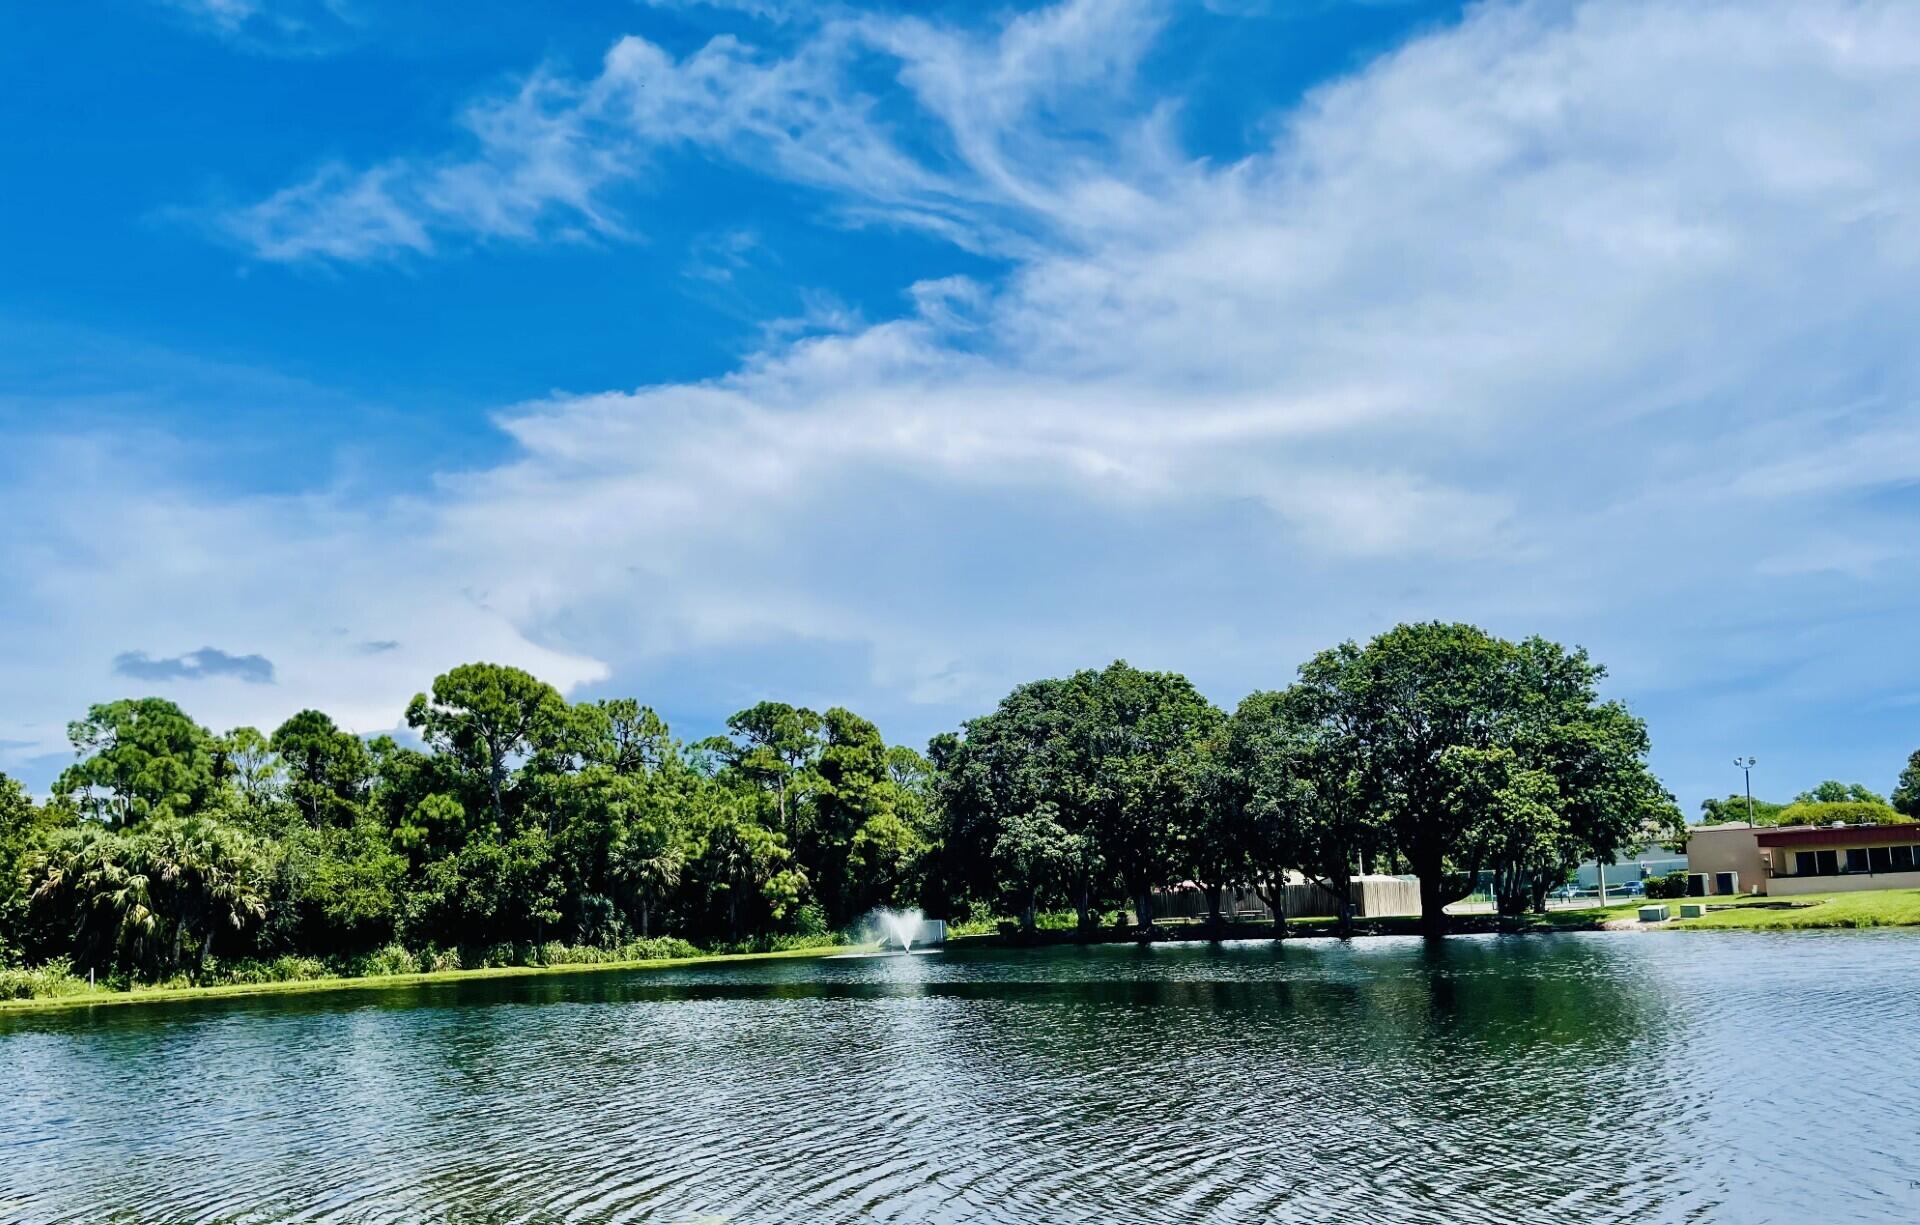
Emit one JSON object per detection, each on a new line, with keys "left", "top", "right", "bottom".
{"left": 1682, "top": 821, "right": 1920, "bottom": 897}
{"left": 1684, "top": 823, "right": 1770, "bottom": 896}
{"left": 1755, "top": 824, "right": 1920, "bottom": 896}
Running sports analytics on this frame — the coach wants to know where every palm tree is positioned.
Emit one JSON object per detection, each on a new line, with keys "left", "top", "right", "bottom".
{"left": 144, "top": 816, "right": 267, "bottom": 977}
{"left": 28, "top": 817, "right": 266, "bottom": 980}
{"left": 611, "top": 825, "right": 684, "bottom": 939}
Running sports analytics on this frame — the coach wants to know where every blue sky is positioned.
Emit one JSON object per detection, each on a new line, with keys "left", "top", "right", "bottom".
{"left": 5, "top": 0, "right": 1919, "bottom": 814}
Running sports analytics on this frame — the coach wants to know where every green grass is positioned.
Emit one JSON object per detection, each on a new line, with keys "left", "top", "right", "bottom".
{"left": 0, "top": 943, "right": 869, "bottom": 1015}
{"left": 1667, "top": 889, "right": 1920, "bottom": 930}
{"left": 1566, "top": 889, "right": 1920, "bottom": 930}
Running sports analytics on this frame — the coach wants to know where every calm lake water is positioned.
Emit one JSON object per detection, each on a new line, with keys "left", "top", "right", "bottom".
{"left": 4, "top": 931, "right": 1918, "bottom": 1223}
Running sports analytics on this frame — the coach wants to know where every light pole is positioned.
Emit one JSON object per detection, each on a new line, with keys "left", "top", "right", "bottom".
{"left": 1735, "top": 756, "right": 1757, "bottom": 824}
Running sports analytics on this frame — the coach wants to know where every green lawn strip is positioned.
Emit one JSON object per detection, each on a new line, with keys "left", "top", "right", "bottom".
{"left": 0, "top": 943, "right": 868, "bottom": 1015}
{"left": 1581, "top": 889, "right": 1920, "bottom": 930}
{"left": 1668, "top": 889, "right": 1920, "bottom": 930}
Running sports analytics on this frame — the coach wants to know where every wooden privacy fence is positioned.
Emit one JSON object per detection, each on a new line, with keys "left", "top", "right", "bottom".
{"left": 1152, "top": 876, "right": 1422, "bottom": 921}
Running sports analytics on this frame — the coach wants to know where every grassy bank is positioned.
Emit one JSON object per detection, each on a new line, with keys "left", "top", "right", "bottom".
{"left": 0, "top": 942, "right": 864, "bottom": 1016}
{"left": 1638, "top": 888, "right": 1920, "bottom": 930}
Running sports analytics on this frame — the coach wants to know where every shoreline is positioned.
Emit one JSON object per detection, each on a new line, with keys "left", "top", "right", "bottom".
{"left": 954, "top": 888, "right": 1920, "bottom": 948}
{"left": 0, "top": 943, "right": 865, "bottom": 1016}
{"left": 948, "top": 913, "right": 1619, "bottom": 950}
{"left": 10, "top": 888, "right": 1918, "bottom": 1014}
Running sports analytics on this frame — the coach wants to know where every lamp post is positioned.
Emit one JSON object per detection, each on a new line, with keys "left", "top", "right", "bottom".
{"left": 1735, "top": 756, "right": 1757, "bottom": 824}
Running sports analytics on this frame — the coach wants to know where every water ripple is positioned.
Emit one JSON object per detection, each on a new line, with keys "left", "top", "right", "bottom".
{"left": 4, "top": 932, "right": 1920, "bottom": 1222}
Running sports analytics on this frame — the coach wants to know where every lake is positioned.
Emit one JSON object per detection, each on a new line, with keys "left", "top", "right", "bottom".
{"left": 4, "top": 931, "right": 1918, "bottom": 1223}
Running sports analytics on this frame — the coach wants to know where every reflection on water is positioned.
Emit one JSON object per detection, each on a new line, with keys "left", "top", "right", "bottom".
{"left": 4, "top": 932, "right": 1918, "bottom": 1223}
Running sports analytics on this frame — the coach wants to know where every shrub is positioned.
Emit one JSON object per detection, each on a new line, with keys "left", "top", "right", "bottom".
{"left": 532, "top": 938, "right": 703, "bottom": 965}
{"left": 473, "top": 943, "right": 519, "bottom": 969}
{"left": 1644, "top": 871, "right": 1689, "bottom": 900}
{"left": 204, "top": 955, "right": 330, "bottom": 986}
{"left": 792, "top": 903, "right": 829, "bottom": 937}
{"left": 355, "top": 944, "right": 420, "bottom": 977}
{"left": 0, "top": 958, "right": 92, "bottom": 1001}
{"left": 1774, "top": 801, "right": 1909, "bottom": 828}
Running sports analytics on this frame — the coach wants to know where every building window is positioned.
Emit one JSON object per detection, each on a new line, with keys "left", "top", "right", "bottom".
{"left": 1845, "top": 848, "right": 1870, "bottom": 873}
{"left": 1870, "top": 846, "right": 1894, "bottom": 873}
{"left": 1894, "top": 846, "right": 1916, "bottom": 871}
{"left": 1795, "top": 851, "right": 1818, "bottom": 877}
{"left": 1817, "top": 849, "right": 1839, "bottom": 876}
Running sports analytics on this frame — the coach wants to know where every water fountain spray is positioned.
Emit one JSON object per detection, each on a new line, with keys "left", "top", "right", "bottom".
{"left": 878, "top": 907, "right": 924, "bottom": 953}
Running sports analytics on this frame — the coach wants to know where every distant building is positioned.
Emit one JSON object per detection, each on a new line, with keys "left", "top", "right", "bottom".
{"left": 1684, "top": 823, "right": 1769, "bottom": 896}
{"left": 1682, "top": 821, "right": 1920, "bottom": 897}
{"left": 1755, "top": 824, "right": 1920, "bottom": 896}
{"left": 1573, "top": 846, "right": 1687, "bottom": 890}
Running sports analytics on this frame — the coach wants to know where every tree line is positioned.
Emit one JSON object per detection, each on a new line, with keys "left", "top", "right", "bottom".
{"left": 1697, "top": 774, "right": 1920, "bottom": 829}
{"left": 1, "top": 622, "right": 1683, "bottom": 987}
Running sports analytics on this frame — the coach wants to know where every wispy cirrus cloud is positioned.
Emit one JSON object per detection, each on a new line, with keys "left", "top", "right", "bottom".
{"left": 153, "top": 0, "right": 363, "bottom": 55}
{"left": 222, "top": 0, "right": 1173, "bottom": 263}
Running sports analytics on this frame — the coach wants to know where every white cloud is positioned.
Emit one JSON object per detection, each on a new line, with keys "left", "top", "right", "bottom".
{"left": 0, "top": 431, "right": 605, "bottom": 764}
{"left": 222, "top": 0, "right": 1175, "bottom": 263}
{"left": 13, "top": 0, "right": 1920, "bottom": 804}
{"left": 154, "top": 0, "right": 362, "bottom": 54}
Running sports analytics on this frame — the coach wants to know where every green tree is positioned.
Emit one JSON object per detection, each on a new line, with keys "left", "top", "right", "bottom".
{"left": 270, "top": 709, "right": 371, "bottom": 828}
{"left": 213, "top": 726, "right": 285, "bottom": 827}
{"left": 265, "top": 820, "right": 406, "bottom": 954}
{"left": 806, "top": 707, "right": 907, "bottom": 923}
{"left": 0, "top": 774, "right": 71, "bottom": 964}
{"left": 1445, "top": 746, "right": 1563, "bottom": 916}
{"left": 55, "top": 698, "right": 219, "bottom": 827}
{"left": 1229, "top": 684, "right": 1380, "bottom": 937}
{"left": 1698, "top": 793, "right": 1784, "bottom": 825}
{"left": 1181, "top": 733, "right": 1251, "bottom": 933}
{"left": 990, "top": 801, "right": 1074, "bottom": 932}
{"left": 704, "top": 702, "right": 823, "bottom": 833}
{"left": 577, "top": 698, "right": 677, "bottom": 776}
{"left": 557, "top": 762, "right": 692, "bottom": 942}
{"left": 405, "top": 663, "right": 568, "bottom": 829}
{"left": 1894, "top": 751, "right": 1920, "bottom": 818}
{"left": 1519, "top": 693, "right": 1681, "bottom": 911}
{"left": 686, "top": 793, "right": 805, "bottom": 941}
{"left": 846, "top": 809, "right": 926, "bottom": 916}
{"left": 1794, "top": 780, "right": 1886, "bottom": 805}
{"left": 27, "top": 814, "right": 267, "bottom": 979}
{"left": 1314, "top": 624, "right": 1670, "bottom": 934}
{"left": 1774, "top": 799, "right": 1905, "bottom": 827}
{"left": 1071, "top": 661, "right": 1223, "bottom": 930}
{"left": 931, "top": 677, "right": 1112, "bottom": 930}
{"left": 608, "top": 800, "right": 686, "bottom": 939}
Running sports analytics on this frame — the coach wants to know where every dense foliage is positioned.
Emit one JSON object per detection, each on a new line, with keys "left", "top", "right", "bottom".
{"left": 929, "top": 626, "right": 1682, "bottom": 936}
{"left": 1892, "top": 752, "right": 1920, "bottom": 819}
{"left": 1773, "top": 801, "right": 1908, "bottom": 828}
{"left": 2, "top": 624, "right": 1690, "bottom": 985}
{"left": 3, "top": 669, "right": 933, "bottom": 987}
{"left": 1698, "top": 780, "right": 1910, "bottom": 829}
{"left": 1697, "top": 794, "right": 1786, "bottom": 825}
